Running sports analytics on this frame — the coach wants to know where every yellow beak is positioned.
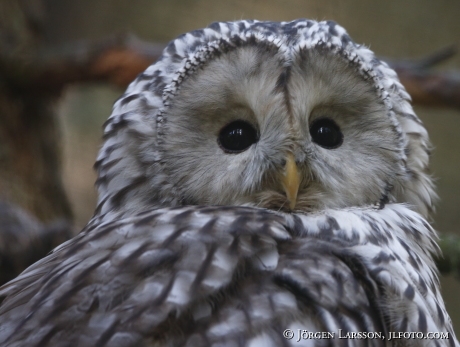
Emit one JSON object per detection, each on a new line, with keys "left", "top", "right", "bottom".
{"left": 281, "top": 153, "right": 300, "bottom": 210}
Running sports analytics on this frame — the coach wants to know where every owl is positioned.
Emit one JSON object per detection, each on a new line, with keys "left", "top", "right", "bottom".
{"left": 0, "top": 19, "right": 457, "bottom": 347}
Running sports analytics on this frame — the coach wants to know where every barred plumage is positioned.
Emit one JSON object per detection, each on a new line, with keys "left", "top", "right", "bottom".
{"left": 0, "top": 205, "right": 453, "bottom": 346}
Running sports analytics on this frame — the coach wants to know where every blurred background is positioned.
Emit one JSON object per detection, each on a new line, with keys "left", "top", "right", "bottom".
{"left": 1, "top": 0, "right": 460, "bottom": 334}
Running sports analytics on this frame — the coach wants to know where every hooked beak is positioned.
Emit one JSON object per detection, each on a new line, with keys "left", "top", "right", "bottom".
{"left": 281, "top": 153, "right": 300, "bottom": 210}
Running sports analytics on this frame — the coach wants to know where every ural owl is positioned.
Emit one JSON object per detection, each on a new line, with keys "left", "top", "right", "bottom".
{"left": 0, "top": 19, "right": 457, "bottom": 347}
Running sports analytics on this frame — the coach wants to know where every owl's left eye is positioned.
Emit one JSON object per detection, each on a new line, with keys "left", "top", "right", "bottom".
{"left": 310, "top": 118, "right": 343, "bottom": 149}
{"left": 218, "top": 120, "right": 259, "bottom": 153}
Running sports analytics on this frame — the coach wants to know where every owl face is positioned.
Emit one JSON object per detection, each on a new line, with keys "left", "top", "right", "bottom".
{"left": 95, "top": 20, "right": 435, "bottom": 221}
{"left": 161, "top": 44, "right": 402, "bottom": 212}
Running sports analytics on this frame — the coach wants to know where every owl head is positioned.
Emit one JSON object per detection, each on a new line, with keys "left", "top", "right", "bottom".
{"left": 93, "top": 20, "right": 436, "bottom": 223}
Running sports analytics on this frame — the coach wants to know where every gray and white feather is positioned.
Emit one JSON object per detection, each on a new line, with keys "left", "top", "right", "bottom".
{"left": 0, "top": 19, "right": 457, "bottom": 347}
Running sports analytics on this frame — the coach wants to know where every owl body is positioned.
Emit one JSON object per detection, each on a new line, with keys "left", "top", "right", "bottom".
{"left": 0, "top": 19, "right": 457, "bottom": 347}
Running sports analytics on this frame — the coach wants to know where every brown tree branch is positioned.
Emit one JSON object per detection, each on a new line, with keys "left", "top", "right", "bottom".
{"left": 0, "top": 35, "right": 459, "bottom": 109}
{"left": 0, "top": 34, "right": 164, "bottom": 91}
{"left": 389, "top": 45, "right": 460, "bottom": 109}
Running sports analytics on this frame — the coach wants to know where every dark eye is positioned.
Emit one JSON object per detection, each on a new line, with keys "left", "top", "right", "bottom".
{"left": 218, "top": 120, "right": 259, "bottom": 153}
{"left": 309, "top": 118, "right": 343, "bottom": 149}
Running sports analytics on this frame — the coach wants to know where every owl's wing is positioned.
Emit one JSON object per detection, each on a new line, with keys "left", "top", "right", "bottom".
{"left": 0, "top": 205, "right": 456, "bottom": 347}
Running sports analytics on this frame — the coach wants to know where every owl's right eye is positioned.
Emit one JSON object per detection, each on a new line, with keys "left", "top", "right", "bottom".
{"left": 218, "top": 120, "right": 259, "bottom": 153}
